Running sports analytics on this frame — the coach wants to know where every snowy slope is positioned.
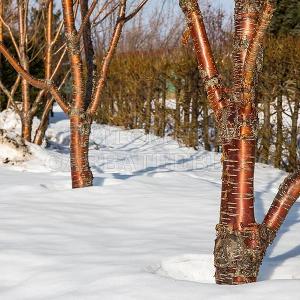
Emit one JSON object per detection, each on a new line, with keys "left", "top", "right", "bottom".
{"left": 0, "top": 105, "right": 299, "bottom": 300}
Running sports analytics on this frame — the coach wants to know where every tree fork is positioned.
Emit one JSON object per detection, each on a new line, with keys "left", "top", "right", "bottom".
{"left": 33, "top": 98, "right": 54, "bottom": 145}
{"left": 180, "top": 0, "right": 300, "bottom": 285}
{"left": 215, "top": 168, "right": 300, "bottom": 285}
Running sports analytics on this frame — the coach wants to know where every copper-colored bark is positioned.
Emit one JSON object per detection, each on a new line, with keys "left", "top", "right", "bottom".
{"left": 62, "top": 0, "right": 93, "bottom": 188}
{"left": 220, "top": 139, "right": 256, "bottom": 229}
{"left": 233, "top": 0, "right": 259, "bottom": 102}
{"left": 80, "top": 0, "right": 96, "bottom": 108}
{"left": 263, "top": 170, "right": 300, "bottom": 232}
{"left": 62, "top": 0, "right": 85, "bottom": 111}
{"left": 179, "top": 0, "right": 226, "bottom": 114}
{"left": 18, "top": 0, "right": 31, "bottom": 141}
{"left": 180, "top": 0, "right": 299, "bottom": 285}
{"left": 0, "top": 0, "right": 3, "bottom": 87}
{"left": 88, "top": 0, "right": 127, "bottom": 115}
{"left": 243, "top": 1, "right": 275, "bottom": 88}
{"left": 45, "top": 0, "right": 53, "bottom": 85}
{"left": 33, "top": 0, "right": 54, "bottom": 146}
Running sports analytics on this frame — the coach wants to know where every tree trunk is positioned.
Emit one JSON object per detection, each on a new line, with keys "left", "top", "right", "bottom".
{"left": 215, "top": 138, "right": 257, "bottom": 284}
{"left": 34, "top": 0, "right": 53, "bottom": 146}
{"left": 0, "top": 0, "right": 3, "bottom": 109}
{"left": 202, "top": 96, "right": 211, "bottom": 151}
{"left": 190, "top": 94, "right": 198, "bottom": 148}
{"left": 144, "top": 85, "right": 152, "bottom": 135}
{"left": 21, "top": 114, "right": 32, "bottom": 142}
{"left": 179, "top": 0, "right": 281, "bottom": 284}
{"left": 218, "top": 168, "right": 300, "bottom": 283}
{"left": 274, "top": 94, "right": 283, "bottom": 168}
{"left": 288, "top": 96, "right": 299, "bottom": 172}
{"left": 174, "top": 85, "right": 181, "bottom": 140}
{"left": 159, "top": 80, "right": 167, "bottom": 137}
{"left": 154, "top": 90, "right": 160, "bottom": 136}
{"left": 183, "top": 83, "right": 190, "bottom": 144}
{"left": 260, "top": 96, "right": 271, "bottom": 164}
{"left": 80, "top": 0, "right": 96, "bottom": 109}
{"left": 19, "top": 0, "right": 31, "bottom": 142}
{"left": 33, "top": 99, "right": 53, "bottom": 145}
{"left": 69, "top": 112, "right": 93, "bottom": 188}
{"left": 63, "top": 0, "right": 92, "bottom": 188}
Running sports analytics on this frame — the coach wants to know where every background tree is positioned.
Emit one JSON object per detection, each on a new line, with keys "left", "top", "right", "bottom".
{"left": 0, "top": 0, "right": 148, "bottom": 188}
{"left": 0, "top": 0, "right": 65, "bottom": 142}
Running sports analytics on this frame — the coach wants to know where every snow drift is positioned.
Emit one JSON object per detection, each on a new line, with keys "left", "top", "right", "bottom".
{"left": 0, "top": 129, "right": 31, "bottom": 164}
{"left": 0, "top": 105, "right": 298, "bottom": 299}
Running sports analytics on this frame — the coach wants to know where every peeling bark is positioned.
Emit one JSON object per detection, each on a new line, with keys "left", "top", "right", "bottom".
{"left": 180, "top": 0, "right": 299, "bottom": 285}
{"left": 69, "top": 110, "right": 93, "bottom": 188}
{"left": 214, "top": 223, "right": 275, "bottom": 284}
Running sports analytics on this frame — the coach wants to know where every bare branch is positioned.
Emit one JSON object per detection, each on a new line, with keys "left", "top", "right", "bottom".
{"left": 52, "top": 20, "right": 64, "bottom": 46}
{"left": 92, "top": 3, "right": 119, "bottom": 27}
{"left": 244, "top": 1, "right": 276, "bottom": 88}
{"left": 54, "top": 42, "right": 66, "bottom": 56}
{"left": 263, "top": 169, "right": 300, "bottom": 237}
{"left": 29, "top": 44, "right": 45, "bottom": 63}
{"left": 91, "top": 0, "right": 114, "bottom": 25}
{"left": 179, "top": 0, "right": 226, "bottom": 114}
{"left": 77, "top": 0, "right": 98, "bottom": 38}
{"left": 62, "top": 0, "right": 85, "bottom": 110}
{"left": 6, "top": 75, "right": 21, "bottom": 109}
{"left": 0, "top": 15, "right": 21, "bottom": 59}
{"left": 124, "top": 0, "right": 148, "bottom": 22}
{"left": 0, "top": 42, "right": 70, "bottom": 114}
{"left": 52, "top": 48, "right": 68, "bottom": 79}
{"left": 11, "top": 75, "right": 21, "bottom": 98}
{"left": 79, "top": 0, "right": 97, "bottom": 108}
{"left": 88, "top": 0, "right": 127, "bottom": 115}
{"left": 0, "top": 80, "right": 21, "bottom": 115}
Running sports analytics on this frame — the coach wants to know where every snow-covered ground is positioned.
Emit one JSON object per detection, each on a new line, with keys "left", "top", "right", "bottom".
{"left": 0, "top": 105, "right": 299, "bottom": 299}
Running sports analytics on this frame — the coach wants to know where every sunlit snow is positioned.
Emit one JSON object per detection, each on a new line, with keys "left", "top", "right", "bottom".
{"left": 0, "top": 104, "right": 299, "bottom": 299}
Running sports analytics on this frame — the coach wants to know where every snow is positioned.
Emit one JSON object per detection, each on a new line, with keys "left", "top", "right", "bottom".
{"left": 0, "top": 104, "right": 299, "bottom": 299}
{"left": 0, "top": 108, "right": 40, "bottom": 135}
{"left": 0, "top": 130, "right": 32, "bottom": 164}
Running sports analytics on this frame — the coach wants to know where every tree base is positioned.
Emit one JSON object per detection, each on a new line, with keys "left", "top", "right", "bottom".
{"left": 214, "top": 223, "right": 276, "bottom": 285}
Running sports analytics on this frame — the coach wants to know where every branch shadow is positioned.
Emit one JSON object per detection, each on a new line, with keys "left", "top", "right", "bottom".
{"left": 91, "top": 151, "right": 220, "bottom": 187}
